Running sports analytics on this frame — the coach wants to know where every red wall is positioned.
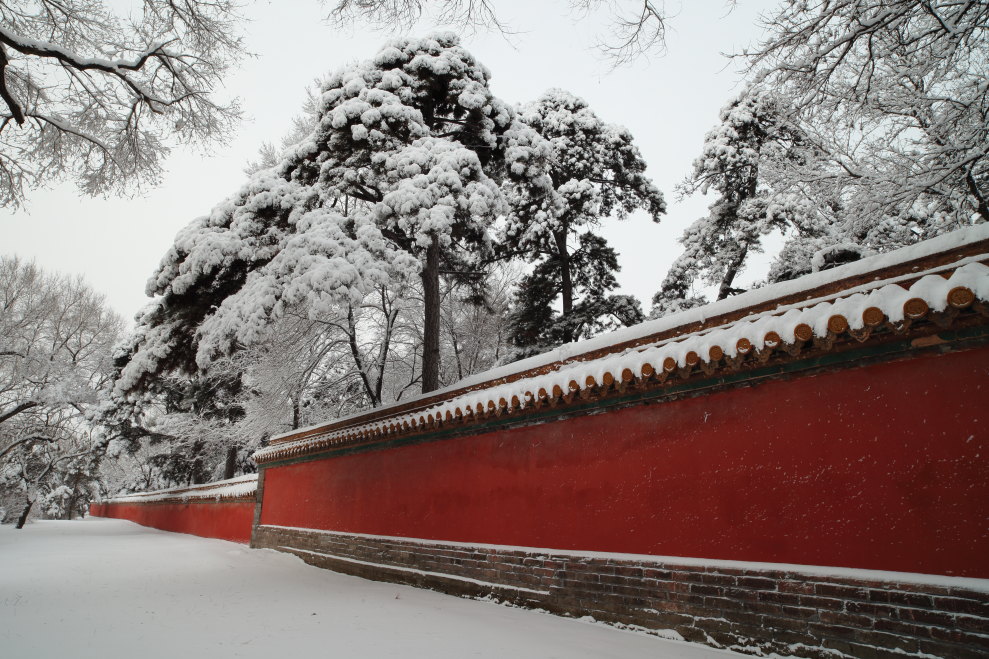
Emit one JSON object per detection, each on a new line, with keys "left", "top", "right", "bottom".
{"left": 259, "top": 345, "right": 989, "bottom": 578}
{"left": 90, "top": 500, "right": 254, "bottom": 544}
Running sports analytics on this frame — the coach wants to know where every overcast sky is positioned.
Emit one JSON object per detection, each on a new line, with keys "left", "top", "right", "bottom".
{"left": 3, "top": 0, "right": 778, "bottom": 324}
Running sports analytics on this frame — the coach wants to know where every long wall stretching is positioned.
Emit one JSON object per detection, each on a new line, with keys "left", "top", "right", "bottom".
{"left": 253, "top": 340, "right": 989, "bottom": 658}
{"left": 90, "top": 474, "right": 257, "bottom": 544}
{"left": 92, "top": 500, "right": 255, "bottom": 543}
{"left": 83, "top": 342, "right": 989, "bottom": 657}
{"left": 99, "top": 230, "right": 989, "bottom": 659}
{"left": 257, "top": 345, "right": 989, "bottom": 579}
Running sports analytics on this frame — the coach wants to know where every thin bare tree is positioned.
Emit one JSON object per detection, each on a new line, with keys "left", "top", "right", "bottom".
{"left": 0, "top": 255, "right": 122, "bottom": 526}
{"left": 326, "top": 0, "right": 671, "bottom": 64}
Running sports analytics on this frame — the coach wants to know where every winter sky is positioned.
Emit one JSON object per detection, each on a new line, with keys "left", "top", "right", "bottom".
{"left": 3, "top": 0, "right": 780, "bottom": 324}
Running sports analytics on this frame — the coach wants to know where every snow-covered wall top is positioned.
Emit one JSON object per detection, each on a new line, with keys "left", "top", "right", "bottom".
{"left": 255, "top": 224, "right": 989, "bottom": 465}
{"left": 100, "top": 474, "right": 258, "bottom": 504}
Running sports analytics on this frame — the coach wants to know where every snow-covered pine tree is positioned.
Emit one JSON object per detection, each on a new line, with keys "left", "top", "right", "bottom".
{"left": 651, "top": 88, "right": 826, "bottom": 317}
{"left": 114, "top": 34, "right": 554, "bottom": 401}
{"left": 503, "top": 89, "right": 665, "bottom": 355}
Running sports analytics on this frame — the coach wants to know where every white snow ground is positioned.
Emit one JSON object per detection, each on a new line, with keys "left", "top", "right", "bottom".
{"left": 0, "top": 518, "right": 747, "bottom": 659}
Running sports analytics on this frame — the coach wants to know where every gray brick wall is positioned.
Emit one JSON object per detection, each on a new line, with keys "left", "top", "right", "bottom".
{"left": 253, "top": 525, "right": 989, "bottom": 659}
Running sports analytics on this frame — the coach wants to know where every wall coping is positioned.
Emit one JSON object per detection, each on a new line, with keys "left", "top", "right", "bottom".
{"left": 99, "top": 473, "right": 258, "bottom": 504}
{"left": 255, "top": 225, "right": 989, "bottom": 466}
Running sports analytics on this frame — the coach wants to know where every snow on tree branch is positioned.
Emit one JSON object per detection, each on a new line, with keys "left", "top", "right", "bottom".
{"left": 744, "top": 0, "right": 989, "bottom": 227}
{"left": 0, "top": 0, "right": 245, "bottom": 208}
{"left": 327, "top": 0, "right": 505, "bottom": 32}
{"left": 572, "top": 0, "right": 668, "bottom": 65}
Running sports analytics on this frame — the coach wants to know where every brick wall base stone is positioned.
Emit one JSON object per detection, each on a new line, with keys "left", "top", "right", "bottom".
{"left": 252, "top": 525, "right": 989, "bottom": 659}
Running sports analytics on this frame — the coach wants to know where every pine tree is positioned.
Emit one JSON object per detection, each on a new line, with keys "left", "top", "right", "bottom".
{"left": 115, "top": 34, "right": 554, "bottom": 399}
{"left": 503, "top": 89, "right": 664, "bottom": 354}
{"left": 651, "top": 88, "right": 825, "bottom": 316}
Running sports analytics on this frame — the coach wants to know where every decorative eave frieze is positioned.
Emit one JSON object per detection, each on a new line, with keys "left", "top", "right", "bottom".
{"left": 253, "top": 228, "right": 989, "bottom": 467}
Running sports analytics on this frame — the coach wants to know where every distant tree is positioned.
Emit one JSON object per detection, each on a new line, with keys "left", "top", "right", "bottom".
{"left": 260, "top": 289, "right": 422, "bottom": 412}
{"left": 0, "top": 256, "right": 122, "bottom": 526}
{"left": 1, "top": 425, "right": 103, "bottom": 525}
{"left": 100, "top": 352, "right": 259, "bottom": 489}
{"left": 440, "top": 264, "right": 516, "bottom": 383}
{"left": 504, "top": 89, "right": 664, "bottom": 353}
{"left": 0, "top": 0, "right": 245, "bottom": 208}
{"left": 652, "top": 87, "right": 831, "bottom": 316}
{"left": 244, "top": 85, "right": 321, "bottom": 176}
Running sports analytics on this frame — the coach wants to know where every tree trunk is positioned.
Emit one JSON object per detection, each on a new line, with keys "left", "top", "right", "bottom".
{"left": 716, "top": 176, "right": 758, "bottom": 301}
{"left": 64, "top": 473, "right": 82, "bottom": 519}
{"left": 966, "top": 169, "right": 989, "bottom": 223}
{"left": 15, "top": 498, "right": 33, "bottom": 529}
{"left": 553, "top": 229, "right": 574, "bottom": 343}
{"left": 223, "top": 446, "right": 238, "bottom": 480}
{"left": 421, "top": 235, "right": 441, "bottom": 393}
{"left": 450, "top": 328, "right": 464, "bottom": 381}
{"left": 191, "top": 440, "right": 205, "bottom": 484}
{"left": 346, "top": 304, "right": 380, "bottom": 407}
{"left": 717, "top": 243, "right": 750, "bottom": 300}
{"left": 373, "top": 288, "right": 398, "bottom": 405}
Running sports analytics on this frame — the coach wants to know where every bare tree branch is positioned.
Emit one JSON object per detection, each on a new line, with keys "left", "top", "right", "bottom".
{"left": 324, "top": 0, "right": 675, "bottom": 64}
{"left": 0, "top": 400, "right": 38, "bottom": 425}
{"left": 0, "top": 0, "right": 246, "bottom": 208}
{"left": 0, "top": 434, "right": 53, "bottom": 462}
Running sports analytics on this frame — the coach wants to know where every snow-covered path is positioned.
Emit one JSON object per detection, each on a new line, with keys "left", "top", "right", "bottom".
{"left": 0, "top": 519, "right": 745, "bottom": 659}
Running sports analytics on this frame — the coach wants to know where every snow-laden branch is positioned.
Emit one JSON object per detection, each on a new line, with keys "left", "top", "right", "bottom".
{"left": 326, "top": 0, "right": 672, "bottom": 65}
{"left": 0, "top": 434, "right": 53, "bottom": 462}
{"left": 0, "top": 400, "right": 39, "bottom": 425}
{"left": 0, "top": 26, "right": 171, "bottom": 76}
{"left": 0, "top": 0, "right": 245, "bottom": 208}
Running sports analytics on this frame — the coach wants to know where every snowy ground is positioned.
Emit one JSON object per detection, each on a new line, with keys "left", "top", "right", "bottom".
{"left": 0, "top": 519, "right": 747, "bottom": 659}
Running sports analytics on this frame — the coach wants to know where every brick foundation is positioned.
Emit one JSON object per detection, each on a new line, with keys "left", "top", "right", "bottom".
{"left": 253, "top": 525, "right": 989, "bottom": 659}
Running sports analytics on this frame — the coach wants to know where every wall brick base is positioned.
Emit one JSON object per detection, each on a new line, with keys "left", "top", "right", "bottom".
{"left": 252, "top": 525, "right": 989, "bottom": 659}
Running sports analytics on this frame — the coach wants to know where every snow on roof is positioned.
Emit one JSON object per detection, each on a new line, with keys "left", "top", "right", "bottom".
{"left": 254, "top": 224, "right": 989, "bottom": 466}
{"left": 101, "top": 474, "right": 258, "bottom": 504}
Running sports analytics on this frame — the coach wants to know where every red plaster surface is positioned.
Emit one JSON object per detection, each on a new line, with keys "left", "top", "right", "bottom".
{"left": 259, "top": 345, "right": 989, "bottom": 578}
{"left": 90, "top": 500, "right": 254, "bottom": 544}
